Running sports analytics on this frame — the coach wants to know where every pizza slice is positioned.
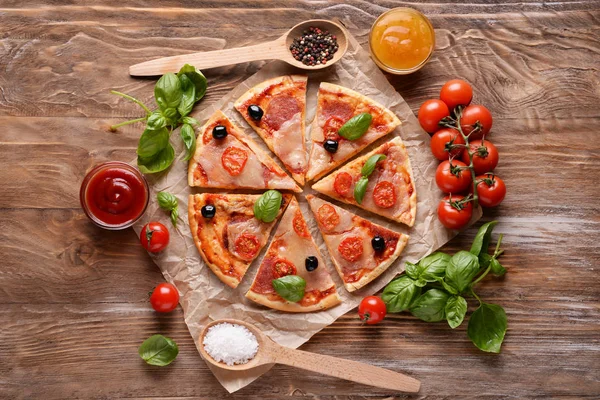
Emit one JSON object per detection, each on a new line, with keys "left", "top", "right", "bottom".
{"left": 306, "top": 82, "right": 401, "bottom": 181}
{"left": 234, "top": 75, "right": 308, "bottom": 185}
{"left": 188, "top": 193, "right": 292, "bottom": 289}
{"left": 307, "top": 195, "right": 409, "bottom": 292}
{"left": 246, "top": 197, "right": 341, "bottom": 312}
{"left": 187, "top": 110, "right": 301, "bottom": 192}
{"left": 312, "top": 137, "right": 417, "bottom": 227}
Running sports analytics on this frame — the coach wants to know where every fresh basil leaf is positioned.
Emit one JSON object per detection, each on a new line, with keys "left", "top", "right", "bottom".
{"left": 147, "top": 112, "right": 167, "bottom": 130}
{"left": 409, "top": 289, "right": 450, "bottom": 322}
{"left": 253, "top": 190, "right": 282, "bottom": 223}
{"left": 418, "top": 252, "right": 451, "bottom": 282}
{"left": 361, "top": 154, "right": 386, "bottom": 177}
{"left": 170, "top": 207, "right": 178, "bottom": 227}
{"left": 445, "top": 250, "right": 480, "bottom": 293}
{"left": 381, "top": 275, "right": 421, "bottom": 313}
{"left": 155, "top": 73, "right": 182, "bottom": 111}
{"left": 445, "top": 295, "right": 467, "bottom": 329}
{"left": 179, "top": 123, "right": 196, "bottom": 161}
{"left": 404, "top": 261, "right": 420, "bottom": 280}
{"left": 272, "top": 275, "right": 306, "bottom": 302}
{"left": 138, "top": 143, "right": 175, "bottom": 174}
{"left": 182, "top": 116, "right": 199, "bottom": 126}
{"left": 138, "top": 334, "right": 179, "bottom": 366}
{"left": 177, "top": 64, "right": 207, "bottom": 102}
{"left": 434, "top": 276, "right": 458, "bottom": 294}
{"left": 338, "top": 113, "right": 372, "bottom": 140}
{"left": 137, "top": 127, "right": 169, "bottom": 159}
{"left": 489, "top": 258, "right": 507, "bottom": 276}
{"left": 479, "top": 253, "right": 493, "bottom": 269}
{"left": 162, "top": 107, "right": 180, "bottom": 127}
{"left": 353, "top": 176, "right": 369, "bottom": 204}
{"left": 157, "top": 191, "right": 177, "bottom": 211}
{"left": 470, "top": 221, "right": 498, "bottom": 257}
{"left": 177, "top": 74, "right": 196, "bottom": 117}
{"left": 467, "top": 303, "right": 507, "bottom": 353}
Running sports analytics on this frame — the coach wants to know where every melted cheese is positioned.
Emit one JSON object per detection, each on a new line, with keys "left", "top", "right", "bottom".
{"left": 273, "top": 113, "right": 307, "bottom": 173}
{"left": 227, "top": 217, "right": 267, "bottom": 260}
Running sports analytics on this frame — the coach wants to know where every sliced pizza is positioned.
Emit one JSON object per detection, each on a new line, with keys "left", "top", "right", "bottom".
{"left": 187, "top": 109, "right": 301, "bottom": 192}
{"left": 234, "top": 75, "right": 308, "bottom": 185}
{"left": 312, "top": 137, "right": 417, "bottom": 227}
{"left": 307, "top": 195, "right": 409, "bottom": 292}
{"left": 246, "top": 197, "right": 341, "bottom": 312}
{"left": 306, "top": 82, "right": 401, "bottom": 181}
{"left": 188, "top": 193, "right": 292, "bottom": 289}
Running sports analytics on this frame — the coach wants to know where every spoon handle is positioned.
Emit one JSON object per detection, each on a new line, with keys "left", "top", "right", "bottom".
{"left": 272, "top": 346, "right": 420, "bottom": 393}
{"left": 129, "top": 40, "right": 288, "bottom": 76}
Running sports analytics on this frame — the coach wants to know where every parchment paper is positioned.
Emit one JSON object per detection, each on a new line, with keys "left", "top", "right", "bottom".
{"left": 132, "top": 30, "right": 481, "bottom": 393}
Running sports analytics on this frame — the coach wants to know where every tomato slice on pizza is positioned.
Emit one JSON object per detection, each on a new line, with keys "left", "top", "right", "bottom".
{"left": 188, "top": 193, "right": 292, "bottom": 289}
{"left": 246, "top": 197, "right": 341, "bottom": 312}
{"left": 312, "top": 137, "right": 417, "bottom": 227}
{"left": 307, "top": 195, "right": 409, "bottom": 292}
{"left": 306, "top": 82, "right": 401, "bottom": 181}
{"left": 234, "top": 75, "right": 308, "bottom": 185}
{"left": 187, "top": 110, "right": 301, "bottom": 192}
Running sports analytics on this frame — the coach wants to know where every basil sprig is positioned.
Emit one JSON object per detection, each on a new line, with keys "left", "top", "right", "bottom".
{"left": 253, "top": 190, "right": 282, "bottom": 223}
{"left": 353, "top": 154, "right": 386, "bottom": 204}
{"left": 338, "top": 113, "right": 372, "bottom": 140}
{"left": 272, "top": 275, "right": 306, "bottom": 302}
{"left": 157, "top": 191, "right": 178, "bottom": 226}
{"left": 382, "top": 221, "right": 508, "bottom": 353}
{"left": 110, "top": 64, "right": 207, "bottom": 174}
{"left": 138, "top": 334, "right": 179, "bottom": 366}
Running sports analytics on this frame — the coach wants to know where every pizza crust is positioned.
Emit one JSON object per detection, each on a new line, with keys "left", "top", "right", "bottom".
{"left": 245, "top": 290, "right": 341, "bottom": 313}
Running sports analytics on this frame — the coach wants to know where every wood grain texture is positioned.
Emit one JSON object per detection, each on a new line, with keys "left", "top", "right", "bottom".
{"left": 1, "top": 1, "right": 599, "bottom": 399}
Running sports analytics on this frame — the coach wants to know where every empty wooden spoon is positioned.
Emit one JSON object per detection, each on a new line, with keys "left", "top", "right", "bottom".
{"left": 129, "top": 19, "right": 349, "bottom": 76}
{"left": 199, "top": 319, "right": 421, "bottom": 393}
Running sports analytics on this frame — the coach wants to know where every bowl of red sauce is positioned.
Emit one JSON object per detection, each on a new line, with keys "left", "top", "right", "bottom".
{"left": 80, "top": 161, "right": 149, "bottom": 230}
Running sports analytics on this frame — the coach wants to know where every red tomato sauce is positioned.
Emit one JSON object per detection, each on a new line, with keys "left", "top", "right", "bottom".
{"left": 80, "top": 162, "right": 148, "bottom": 229}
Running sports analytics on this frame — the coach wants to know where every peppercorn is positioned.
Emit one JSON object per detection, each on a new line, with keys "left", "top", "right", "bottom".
{"left": 289, "top": 26, "right": 339, "bottom": 66}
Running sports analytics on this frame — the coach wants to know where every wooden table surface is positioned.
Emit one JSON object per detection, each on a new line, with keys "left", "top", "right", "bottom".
{"left": 1, "top": 1, "right": 599, "bottom": 399}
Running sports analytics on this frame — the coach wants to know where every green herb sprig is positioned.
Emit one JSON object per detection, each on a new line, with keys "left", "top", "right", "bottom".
{"left": 157, "top": 191, "right": 178, "bottom": 226}
{"left": 382, "top": 221, "right": 507, "bottom": 353}
{"left": 354, "top": 154, "right": 386, "bottom": 204}
{"left": 110, "top": 64, "right": 207, "bottom": 174}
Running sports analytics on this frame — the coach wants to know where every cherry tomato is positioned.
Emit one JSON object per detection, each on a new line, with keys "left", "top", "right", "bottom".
{"left": 338, "top": 236, "right": 364, "bottom": 262}
{"left": 272, "top": 258, "right": 297, "bottom": 278}
{"left": 460, "top": 105, "right": 493, "bottom": 140}
{"left": 234, "top": 233, "right": 260, "bottom": 260}
{"left": 140, "top": 222, "right": 170, "bottom": 253}
{"left": 435, "top": 160, "right": 472, "bottom": 193}
{"left": 317, "top": 204, "right": 340, "bottom": 231}
{"left": 418, "top": 99, "right": 450, "bottom": 134}
{"left": 358, "top": 296, "right": 387, "bottom": 325}
{"left": 430, "top": 128, "right": 465, "bottom": 160}
{"left": 437, "top": 195, "right": 473, "bottom": 230}
{"left": 293, "top": 210, "right": 311, "bottom": 238}
{"left": 221, "top": 146, "right": 248, "bottom": 176}
{"left": 462, "top": 140, "right": 499, "bottom": 174}
{"left": 476, "top": 174, "right": 506, "bottom": 208}
{"left": 372, "top": 180, "right": 397, "bottom": 209}
{"left": 323, "top": 116, "right": 345, "bottom": 140}
{"left": 440, "top": 79, "right": 473, "bottom": 111}
{"left": 333, "top": 172, "right": 353, "bottom": 197}
{"left": 150, "top": 282, "right": 180, "bottom": 312}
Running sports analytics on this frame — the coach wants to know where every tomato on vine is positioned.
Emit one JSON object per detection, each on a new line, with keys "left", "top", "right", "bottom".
{"left": 438, "top": 195, "right": 473, "bottom": 230}
{"left": 430, "top": 128, "right": 465, "bottom": 160}
{"left": 462, "top": 139, "right": 499, "bottom": 174}
{"left": 435, "top": 160, "right": 472, "bottom": 193}
{"left": 476, "top": 174, "right": 506, "bottom": 208}
{"left": 418, "top": 99, "right": 450, "bottom": 133}
{"left": 460, "top": 105, "right": 493, "bottom": 140}
{"left": 440, "top": 79, "right": 473, "bottom": 110}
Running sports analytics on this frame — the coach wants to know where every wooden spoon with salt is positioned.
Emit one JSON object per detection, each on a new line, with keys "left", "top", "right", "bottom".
{"left": 199, "top": 319, "right": 421, "bottom": 393}
{"left": 129, "top": 19, "right": 348, "bottom": 76}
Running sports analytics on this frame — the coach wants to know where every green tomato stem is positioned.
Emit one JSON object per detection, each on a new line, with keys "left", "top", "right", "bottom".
{"left": 453, "top": 108, "right": 479, "bottom": 208}
{"left": 110, "top": 117, "right": 147, "bottom": 131}
{"left": 111, "top": 90, "right": 152, "bottom": 115}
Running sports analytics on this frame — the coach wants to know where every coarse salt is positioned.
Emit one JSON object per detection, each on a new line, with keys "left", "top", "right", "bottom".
{"left": 202, "top": 322, "right": 259, "bottom": 366}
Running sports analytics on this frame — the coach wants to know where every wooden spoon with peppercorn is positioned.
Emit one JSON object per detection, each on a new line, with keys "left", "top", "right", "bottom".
{"left": 129, "top": 19, "right": 349, "bottom": 76}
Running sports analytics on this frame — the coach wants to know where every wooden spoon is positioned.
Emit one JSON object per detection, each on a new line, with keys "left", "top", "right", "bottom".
{"left": 129, "top": 19, "right": 349, "bottom": 76}
{"left": 199, "top": 319, "right": 421, "bottom": 393}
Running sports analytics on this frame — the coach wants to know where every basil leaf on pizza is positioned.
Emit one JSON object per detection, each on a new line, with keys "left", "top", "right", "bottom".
{"left": 353, "top": 176, "right": 369, "bottom": 204}
{"left": 272, "top": 275, "right": 306, "bottom": 302}
{"left": 254, "top": 190, "right": 283, "bottom": 223}
{"left": 338, "top": 112, "right": 372, "bottom": 140}
{"left": 361, "top": 154, "right": 386, "bottom": 177}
